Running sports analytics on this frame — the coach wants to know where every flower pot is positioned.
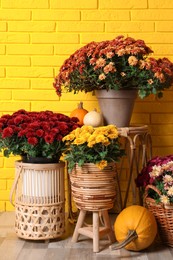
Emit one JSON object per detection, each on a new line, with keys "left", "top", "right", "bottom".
{"left": 10, "top": 161, "right": 65, "bottom": 240}
{"left": 144, "top": 185, "right": 173, "bottom": 247}
{"left": 21, "top": 156, "right": 59, "bottom": 164}
{"left": 95, "top": 89, "right": 137, "bottom": 127}
{"left": 69, "top": 163, "right": 117, "bottom": 211}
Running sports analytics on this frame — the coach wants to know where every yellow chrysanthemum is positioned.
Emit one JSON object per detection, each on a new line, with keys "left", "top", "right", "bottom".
{"left": 95, "top": 134, "right": 105, "bottom": 143}
{"left": 107, "top": 133, "right": 118, "bottom": 139}
{"left": 87, "top": 142, "right": 95, "bottom": 148}
{"left": 81, "top": 125, "right": 94, "bottom": 133}
{"left": 95, "top": 135, "right": 110, "bottom": 145}
{"left": 73, "top": 137, "right": 86, "bottom": 145}
{"left": 62, "top": 133, "right": 75, "bottom": 142}
{"left": 73, "top": 127, "right": 82, "bottom": 137}
{"left": 87, "top": 135, "right": 96, "bottom": 147}
{"left": 81, "top": 133, "right": 91, "bottom": 142}
{"left": 96, "top": 160, "right": 108, "bottom": 169}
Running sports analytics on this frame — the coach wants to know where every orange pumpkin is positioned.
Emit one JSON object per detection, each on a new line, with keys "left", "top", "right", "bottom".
{"left": 111, "top": 205, "right": 157, "bottom": 251}
{"left": 70, "top": 102, "right": 88, "bottom": 126}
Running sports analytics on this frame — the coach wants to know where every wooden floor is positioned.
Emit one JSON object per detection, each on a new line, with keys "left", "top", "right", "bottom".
{"left": 0, "top": 211, "right": 173, "bottom": 260}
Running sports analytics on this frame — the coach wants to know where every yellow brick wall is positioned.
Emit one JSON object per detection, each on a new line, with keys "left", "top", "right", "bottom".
{"left": 0, "top": 0, "right": 173, "bottom": 211}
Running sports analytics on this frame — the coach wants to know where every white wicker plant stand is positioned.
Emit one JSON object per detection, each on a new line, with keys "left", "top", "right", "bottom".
{"left": 10, "top": 161, "right": 65, "bottom": 240}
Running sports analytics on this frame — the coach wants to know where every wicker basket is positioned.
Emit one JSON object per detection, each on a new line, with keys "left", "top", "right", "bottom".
{"left": 10, "top": 161, "right": 65, "bottom": 240}
{"left": 144, "top": 184, "right": 173, "bottom": 247}
{"left": 69, "top": 163, "right": 117, "bottom": 211}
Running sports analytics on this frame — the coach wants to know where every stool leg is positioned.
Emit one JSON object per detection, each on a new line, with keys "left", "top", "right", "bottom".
{"left": 102, "top": 210, "right": 116, "bottom": 243}
{"left": 93, "top": 211, "right": 99, "bottom": 253}
{"left": 71, "top": 209, "right": 86, "bottom": 243}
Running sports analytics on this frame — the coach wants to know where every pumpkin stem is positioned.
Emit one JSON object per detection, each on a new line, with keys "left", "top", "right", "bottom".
{"left": 78, "top": 102, "right": 83, "bottom": 109}
{"left": 110, "top": 230, "right": 138, "bottom": 250}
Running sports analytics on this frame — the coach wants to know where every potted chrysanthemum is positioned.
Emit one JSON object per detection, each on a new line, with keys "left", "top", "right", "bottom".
{"left": 62, "top": 124, "right": 124, "bottom": 211}
{"left": 136, "top": 155, "right": 173, "bottom": 247}
{"left": 0, "top": 109, "right": 79, "bottom": 240}
{"left": 53, "top": 35, "right": 173, "bottom": 127}
{"left": 0, "top": 109, "right": 79, "bottom": 162}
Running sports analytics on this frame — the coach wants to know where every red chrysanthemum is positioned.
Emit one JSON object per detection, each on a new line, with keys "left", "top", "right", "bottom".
{"left": 36, "top": 129, "right": 44, "bottom": 137}
{"left": 44, "top": 134, "right": 54, "bottom": 144}
{"left": 2, "top": 127, "right": 14, "bottom": 138}
{"left": 27, "top": 137, "right": 38, "bottom": 145}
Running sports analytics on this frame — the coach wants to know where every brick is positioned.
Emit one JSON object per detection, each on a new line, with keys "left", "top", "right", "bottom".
{"left": 0, "top": 45, "right": 5, "bottom": 54}
{"left": 151, "top": 44, "right": 173, "bottom": 55}
{"left": 0, "top": 68, "right": 5, "bottom": 77}
{"left": 32, "top": 56, "right": 67, "bottom": 67}
{"left": 0, "top": 10, "right": 31, "bottom": 20}
{"left": 0, "top": 168, "right": 15, "bottom": 179}
{"left": 0, "top": 157, "right": 4, "bottom": 167}
{"left": 0, "top": 56, "right": 30, "bottom": 66}
{"left": 0, "top": 191, "right": 10, "bottom": 200}
{"left": 0, "top": 79, "right": 30, "bottom": 89}
{"left": 0, "top": 102, "right": 30, "bottom": 112}
{"left": 7, "top": 67, "right": 53, "bottom": 78}
{"left": 31, "top": 79, "right": 54, "bottom": 89}
{"left": 4, "top": 156, "right": 20, "bottom": 168}
{"left": 60, "top": 92, "right": 97, "bottom": 102}
{"left": 0, "top": 90, "right": 12, "bottom": 100}
{"left": 7, "top": 180, "right": 14, "bottom": 190}
{"left": 50, "top": 0, "right": 97, "bottom": 9}
{"left": 58, "top": 22, "right": 104, "bottom": 32}
{"left": 0, "top": 180, "right": 6, "bottom": 190}
{"left": 31, "top": 100, "right": 99, "bottom": 114}
{"left": 2, "top": 0, "right": 49, "bottom": 9}
{"left": 31, "top": 33, "right": 79, "bottom": 44}
{"left": 8, "top": 21, "right": 56, "bottom": 32}
{"left": 131, "top": 10, "right": 173, "bottom": 21}
{"left": 0, "top": 33, "right": 29, "bottom": 43}
{"left": 152, "top": 136, "right": 173, "bottom": 147}
{"left": 6, "top": 201, "right": 15, "bottom": 211}
{"left": 0, "top": 202, "right": 5, "bottom": 211}
{"left": 82, "top": 10, "right": 130, "bottom": 21}
{"left": 13, "top": 90, "right": 58, "bottom": 101}
{"left": 99, "top": 0, "right": 147, "bottom": 9}
{"left": 7, "top": 44, "right": 53, "bottom": 55}
{"left": 32, "top": 10, "right": 80, "bottom": 21}
{"left": 151, "top": 114, "right": 173, "bottom": 124}
{"left": 54, "top": 44, "right": 82, "bottom": 55}
{"left": 156, "top": 22, "right": 173, "bottom": 32}
{"left": 150, "top": 124, "right": 173, "bottom": 135}
{"left": 134, "top": 101, "right": 173, "bottom": 113}
{"left": 149, "top": 0, "right": 173, "bottom": 8}
{"left": 81, "top": 33, "right": 121, "bottom": 44}
{"left": 130, "top": 113, "right": 150, "bottom": 125}
{"left": 106, "top": 22, "right": 154, "bottom": 32}
{"left": 153, "top": 147, "right": 173, "bottom": 157}
{"left": 157, "top": 91, "right": 173, "bottom": 101}
{"left": 0, "top": 22, "right": 6, "bottom": 31}
{"left": 129, "top": 32, "right": 173, "bottom": 44}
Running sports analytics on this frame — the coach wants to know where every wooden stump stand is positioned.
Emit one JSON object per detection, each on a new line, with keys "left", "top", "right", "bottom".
{"left": 71, "top": 209, "right": 115, "bottom": 253}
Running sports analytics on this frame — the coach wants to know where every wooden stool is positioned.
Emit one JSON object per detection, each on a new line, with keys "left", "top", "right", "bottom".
{"left": 71, "top": 209, "right": 116, "bottom": 253}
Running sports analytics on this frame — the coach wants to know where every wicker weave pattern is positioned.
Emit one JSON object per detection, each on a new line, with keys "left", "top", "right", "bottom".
{"left": 11, "top": 161, "right": 65, "bottom": 240}
{"left": 70, "top": 163, "right": 117, "bottom": 211}
{"left": 15, "top": 202, "right": 65, "bottom": 240}
{"left": 144, "top": 184, "right": 173, "bottom": 247}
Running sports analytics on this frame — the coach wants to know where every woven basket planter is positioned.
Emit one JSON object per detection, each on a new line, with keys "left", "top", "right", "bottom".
{"left": 144, "top": 184, "right": 173, "bottom": 247}
{"left": 10, "top": 161, "right": 65, "bottom": 240}
{"left": 69, "top": 163, "right": 117, "bottom": 211}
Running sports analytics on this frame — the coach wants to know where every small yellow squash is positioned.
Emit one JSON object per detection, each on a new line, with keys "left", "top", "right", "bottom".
{"left": 83, "top": 109, "right": 103, "bottom": 127}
